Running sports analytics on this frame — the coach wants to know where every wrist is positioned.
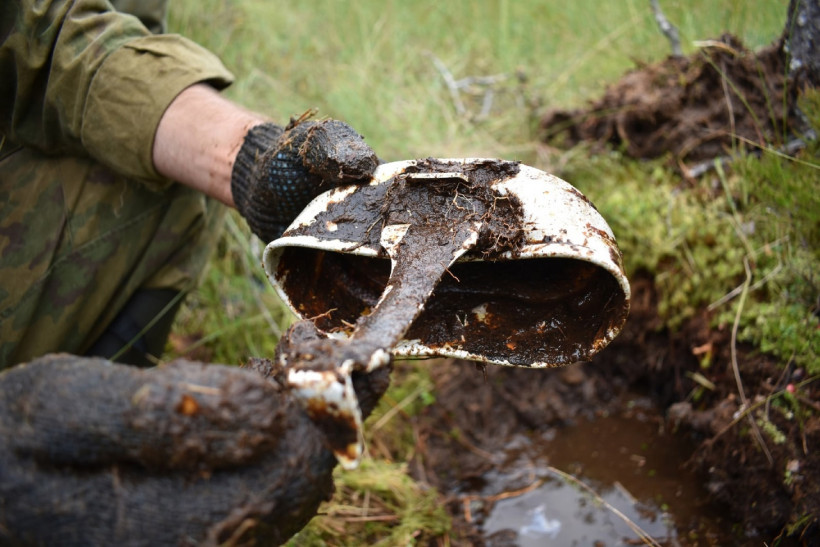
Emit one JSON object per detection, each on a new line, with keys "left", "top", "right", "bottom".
{"left": 231, "top": 123, "right": 285, "bottom": 218}
{"left": 152, "top": 83, "right": 268, "bottom": 206}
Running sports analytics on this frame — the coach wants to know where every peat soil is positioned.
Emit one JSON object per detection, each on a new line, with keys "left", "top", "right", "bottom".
{"left": 539, "top": 34, "right": 806, "bottom": 173}
{"left": 406, "top": 35, "right": 818, "bottom": 545}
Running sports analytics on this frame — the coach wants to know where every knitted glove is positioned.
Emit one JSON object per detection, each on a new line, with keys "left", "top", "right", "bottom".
{"left": 0, "top": 353, "right": 390, "bottom": 546}
{"left": 231, "top": 116, "right": 379, "bottom": 242}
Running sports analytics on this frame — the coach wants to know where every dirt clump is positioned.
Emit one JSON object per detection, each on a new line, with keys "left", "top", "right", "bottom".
{"left": 393, "top": 158, "right": 525, "bottom": 258}
{"left": 539, "top": 34, "right": 802, "bottom": 169}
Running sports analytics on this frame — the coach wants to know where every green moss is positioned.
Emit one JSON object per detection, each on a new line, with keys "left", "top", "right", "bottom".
{"left": 757, "top": 413, "right": 787, "bottom": 445}
{"left": 559, "top": 106, "right": 818, "bottom": 372}
{"left": 288, "top": 459, "right": 451, "bottom": 546}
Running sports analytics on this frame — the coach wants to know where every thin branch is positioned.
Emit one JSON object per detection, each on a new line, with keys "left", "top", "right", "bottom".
{"left": 731, "top": 257, "right": 774, "bottom": 467}
{"left": 339, "top": 515, "right": 399, "bottom": 523}
{"left": 460, "top": 479, "right": 545, "bottom": 523}
{"left": 708, "top": 258, "right": 784, "bottom": 311}
{"left": 371, "top": 381, "right": 432, "bottom": 431}
{"left": 455, "top": 74, "right": 508, "bottom": 87}
{"left": 427, "top": 52, "right": 512, "bottom": 121}
{"left": 649, "top": 0, "right": 682, "bottom": 56}
{"left": 427, "top": 52, "right": 466, "bottom": 116}
{"left": 705, "top": 375, "right": 819, "bottom": 452}
{"left": 548, "top": 466, "right": 663, "bottom": 547}
{"left": 685, "top": 135, "right": 813, "bottom": 178}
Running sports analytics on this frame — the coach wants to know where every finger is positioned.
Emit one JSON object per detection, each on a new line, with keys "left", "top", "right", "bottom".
{"left": 0, "top": 370, "right": 337, "bottom": 547}
{"left": 2, "top": 355, "right": 289, "bottom": 470}
{"left": 301, "top": 120, "right": 379, "bottom": 184}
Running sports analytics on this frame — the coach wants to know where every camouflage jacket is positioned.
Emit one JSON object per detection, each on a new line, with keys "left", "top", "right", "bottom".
{"left": 0, "top": 1, "right": 233, "bottom": 366}
{"left": 0, "top": 0, "right": 234, "bottom": 187}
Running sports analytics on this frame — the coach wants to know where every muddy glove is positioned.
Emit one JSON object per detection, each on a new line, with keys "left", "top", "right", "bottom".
{"left": 231, "top": 117, "right": 379, "bottom": 242}
{"left": 0, "top": 354, "right": 390, "bottom": 546}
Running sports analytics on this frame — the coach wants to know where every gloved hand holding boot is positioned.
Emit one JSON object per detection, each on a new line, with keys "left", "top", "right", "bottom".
{"left": 0, "top": 349, "right": 391, "bottom": 546}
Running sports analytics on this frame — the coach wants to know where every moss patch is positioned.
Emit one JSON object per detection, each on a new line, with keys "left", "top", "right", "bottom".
{"left": 557, "top": 96, "right": 818, "bottom": 372}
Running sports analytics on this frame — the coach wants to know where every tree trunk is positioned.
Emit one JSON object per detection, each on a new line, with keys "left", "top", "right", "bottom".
{"left": 786, "top": 0, "right": 820, "bottom": 86}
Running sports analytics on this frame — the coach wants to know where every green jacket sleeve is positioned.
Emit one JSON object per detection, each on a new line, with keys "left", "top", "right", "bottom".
{"left": 0, "top": 0, "right": 235, "bottom": 187}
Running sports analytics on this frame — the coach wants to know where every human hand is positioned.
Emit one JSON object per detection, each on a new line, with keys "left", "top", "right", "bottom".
{"left": 231, "top": 115, "right": 379, "bottom": 242}
{"left": 0, "top": 353, "right": 390, "bottom": 545}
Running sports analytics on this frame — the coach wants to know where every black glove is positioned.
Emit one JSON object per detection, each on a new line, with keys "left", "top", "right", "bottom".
{"left": 231, "top": 116, "right": 379, "bottom": 242}
{"left": 0, "top": 353, "right": 390, "bottom": 546}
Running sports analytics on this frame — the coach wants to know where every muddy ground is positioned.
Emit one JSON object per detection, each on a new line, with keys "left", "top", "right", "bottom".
{"left": 402, "top": 35, "right": 818, "bottom": 545}
{"left": 409, "top": 275, "right": 818, "bottom": 545}
{"left": 539, "top": 34, "right": 804, "bottom": 172}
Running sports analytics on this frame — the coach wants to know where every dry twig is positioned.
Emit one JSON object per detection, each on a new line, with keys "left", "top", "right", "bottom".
{"left": 427, "top": 52, "right": 511, "bottom": 120}
{"left": 731, "top": 257, "right": 774, "bottom": 467}
{"left": 548, "top": 466, "right": 663, "bottom": 547}
{"left": 649, "top": 0, "right": 682, "bottom": 56}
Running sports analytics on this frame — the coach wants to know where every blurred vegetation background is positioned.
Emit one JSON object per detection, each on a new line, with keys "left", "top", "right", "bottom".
{"left": 161, "top": 1, "right": 817, "bottom": 543}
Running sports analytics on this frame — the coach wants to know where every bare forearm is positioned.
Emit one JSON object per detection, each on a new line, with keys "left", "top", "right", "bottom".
{"left": 152, "top": 84, "right": 268, "bottom": 207}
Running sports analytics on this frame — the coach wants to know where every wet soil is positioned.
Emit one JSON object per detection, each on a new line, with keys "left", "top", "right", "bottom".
{"left": 416, "top": 32, "right": 820, "bottom": 544}
{"left": 539, "top": 34, "right": 803, "bottom": 171}
{"left": 300, "top": 119, "right": 380, "bottom": 184}
{"left": 406, "top": 273, "right": 819, "bottom": 545}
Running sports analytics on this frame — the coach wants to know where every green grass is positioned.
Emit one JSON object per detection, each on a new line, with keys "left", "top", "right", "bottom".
{"left": 287, "top": 458, "right": 450, "bottom": 546}
{"left": 167, "top": 0, "right": 787, "bottom": 162}
{"left": 161, "top": 0, "right": 813, "bottom": 542}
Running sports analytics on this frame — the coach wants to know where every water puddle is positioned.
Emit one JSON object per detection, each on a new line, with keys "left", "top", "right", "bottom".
{"left": 480, "top": 396, "right": 737, "bottom": 546}
{"left": 484, "top": 476, "right": 674, "bottom": 545}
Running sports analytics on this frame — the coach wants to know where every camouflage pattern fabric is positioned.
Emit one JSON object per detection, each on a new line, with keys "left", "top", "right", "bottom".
{"left": 0, "top": 147, "right": 227, "bottom": 367}
{"left": 0, "top": 0, "right": 234, "bottom": 186}
{"left": 110, "top": 0, "right": 169, "bottom": 34}
{"left": 0, "top": 0, "right": 234, "bottom": 368}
